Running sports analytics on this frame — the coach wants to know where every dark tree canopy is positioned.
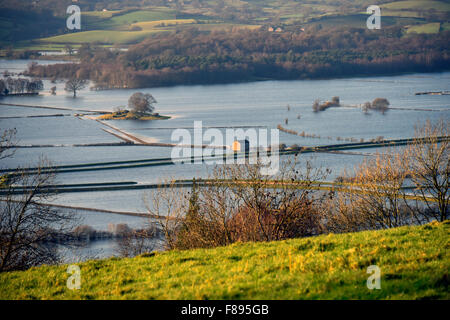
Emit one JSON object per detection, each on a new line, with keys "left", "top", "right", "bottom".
{"left": 128, "top": 92, "right": 157, "bottom": 114}
{"left": 0, "top": 130, "right": 75, "bottom": 272}
{"left": 372, "top": 98, "right": 390, "bottom": 110}
{"left": 0, "top": 78, "right": 43, "bottom": 96}
{"left": 26, "top": 29, "right": 450, "bottom": 89}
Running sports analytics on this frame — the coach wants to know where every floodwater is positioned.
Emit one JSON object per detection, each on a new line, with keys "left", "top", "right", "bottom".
{"left": 1, "top": 59, "right": 449, "bottom": 260}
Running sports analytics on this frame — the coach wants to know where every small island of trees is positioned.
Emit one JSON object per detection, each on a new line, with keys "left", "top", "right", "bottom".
{"left": 362, "top": 98, "right": 390, "bottom": 114}
{"left": 312, "top": 96, "right": 341, "bottom": 112}
{"left": 311, "top": 96, "right": 391, "bottom": 114}
{"left": 98, "top": 92, "right": 170, "bottom": 120}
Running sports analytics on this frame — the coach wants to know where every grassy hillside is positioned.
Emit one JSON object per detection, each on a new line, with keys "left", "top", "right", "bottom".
{"left": 0, "top": 221, "right": 448, "bottom": 300}
{"left": 40, "top": 29, "right": 165, "bottom": 45}
{"left": 381, "top": 0, "right": 450, "bottom": 11}
{"left": 407, "top": 22, "right": 442, "bottom": 34}
{"left": 83, "top": 9, "right": 176, "bottom": 30}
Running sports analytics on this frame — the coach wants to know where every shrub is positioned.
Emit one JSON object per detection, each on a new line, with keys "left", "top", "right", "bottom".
{"left": 312, "top": 96, "right": 340, "bottom": 112}
{"left": 114, "top": 224, "right": 132, "bottom": 236}
{"left": 368, "top": 98, "right": 390, "bottom": 113}
{"left": 150, "top": 159, "right": 330, "bottom": 250}
{"left": 115, "top": 227, "right": 157, "bottom": 258}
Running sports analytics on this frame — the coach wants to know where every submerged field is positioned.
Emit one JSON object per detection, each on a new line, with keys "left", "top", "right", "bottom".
{"left": 0, "top": 221, "right": 448, "bottom": 300}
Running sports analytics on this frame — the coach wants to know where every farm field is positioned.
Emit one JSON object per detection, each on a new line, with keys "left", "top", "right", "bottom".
{"left": 3, "top": 0, "right": 446, "bottom": 49}
{"left": 407, "top": 22, "right": 442, "bottom": 33}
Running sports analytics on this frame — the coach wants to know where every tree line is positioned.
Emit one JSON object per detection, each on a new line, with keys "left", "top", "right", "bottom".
{"left": 0, "top": 78, "right": 44, "bottom": 96}
{"left": 25, "top": 27, "right": 450, "bottom": 88}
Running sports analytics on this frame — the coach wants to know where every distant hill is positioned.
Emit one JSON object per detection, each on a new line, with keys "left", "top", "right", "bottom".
{"left": 0, "top": 8, "right": 64, "bottom": 42}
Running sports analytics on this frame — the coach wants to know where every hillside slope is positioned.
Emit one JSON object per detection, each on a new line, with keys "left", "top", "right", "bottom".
{"left": 0, "top": 221, "right": 449, "bottom": 300}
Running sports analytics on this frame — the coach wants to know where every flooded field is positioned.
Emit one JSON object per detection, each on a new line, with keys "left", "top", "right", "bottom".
{"left": 1, "top": 59, "right": 449, "bottom": 260}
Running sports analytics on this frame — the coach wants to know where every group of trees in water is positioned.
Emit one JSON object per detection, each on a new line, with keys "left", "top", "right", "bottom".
{"left": 312, "top": 96, "right": 341, "bottom": 112}
{"left": 362, "top": 98, "right": 390, "bottom": 113}
{"left": 25, "top": 26, "right": 450, "bottom": 89}
{"left": 0, "top": 77, "right": 43, "bottom": 96}
{"left": 312, "top": 96, "right": 390, "bottom": 113}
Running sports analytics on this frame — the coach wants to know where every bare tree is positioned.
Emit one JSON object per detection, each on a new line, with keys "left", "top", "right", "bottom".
{"left": 115, "top": 226, "right": 158, "bottom": 258}
{"left": 0, "top": 130, "right": 75, "bottom": 272}
{"left": 312, "top": 99, "right": 321, "bottom": 112}
{"left": 65, "top": 44, "right": 75, "bottom": 56}
{"left": 223, "top": 158, "right": 329, "bottom": 242}
{"left": 326, "top": 150, "right": 412, "bottom": 232}
{"left": 405, "top": 120, "right": 449, "bottom": 222}
{"left": 128, "top": 92, "right": 157, "bottom": 114}
{"left": 362, "top": 101, "right": 371, "bottom": 114}
{"left": 26, "top": 79, "right": 43, "bottom": 94}
{"left": 0, "top": 163, "right": 76, "bottom": 271}
{"left": 0, "top": 78, "right": 43, "bottom": 95}
{"left": 146, "top": 158, "right": 329, "bottom": 250}
{"left": 65, "top": 78, "right": 87, "bottom": 98}
{"left": 0, "top": 128, "right": 17, "bottom": 160}
{"left": 145, "top": 180, "right": 189, "bottom": 250}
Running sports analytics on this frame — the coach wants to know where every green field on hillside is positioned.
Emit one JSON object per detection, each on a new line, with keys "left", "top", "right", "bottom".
{"left": 1, "top": 221, "right": 448, "bottom": 300}
{"left": 3, "top": 0, "right": 448, "bottom": 49}
{"left": 407, "top": 22, "right": 441, "bottom": 34}
{"left": 381, "top": 0, "right": 450, "bottom": 11}
{"left": 40, "top": 29, "right": 166, "bottom": 45}
{"left": 88, "top": 9, "right": 176, "bottom": 30}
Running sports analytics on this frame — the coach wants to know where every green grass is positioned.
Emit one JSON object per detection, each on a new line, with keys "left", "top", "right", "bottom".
{"left": 131, "top": 19, "right": 197, "bottom": 30}
{"left": 34, "top": 8, "right": 178, "bottom": 45}
{"left": 86, "top": 9, "right": 176, "bottom": 30}
{"left": 381, "top": 0, "right": 450, "bottom": 11}
{"left": 83, "top": 10, "right": 120, "bottom": 18}
{"left": 40, "top": 29, "right": 165, "bottom": 45}
{"left": 109, "top": 10, "right": 175, "bottom": 25}
{"left": 381, "top": 9, "right": 424, "bottom": 18}
{"left": 443, "top": 22, "right": 450, "bottom": 31}
{"left": 38, "top": 23, "right": 261, "bottom": 45}
{"left": 407, "top": 22, "right": 441, "bottom": 34}
{"left": 0, "top": 221, "right": 449, "bottom": 300}
{"left": 8, "top": 1, "right": 447, "bottom": 50}
{"left": 309, "top": 13, "right": 421, "bottom": 29}
{"left": 38, "top": 20, "right": 259, "bottom": 45}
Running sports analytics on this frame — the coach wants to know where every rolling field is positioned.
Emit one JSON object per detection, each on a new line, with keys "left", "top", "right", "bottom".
{"left": 381, "top": 0, "right": 450, "bottom": 11}
{"left": 96, "top": 10, "right": 176, "bottom": 29}
{"left": 407, "top": 22, "right": 441, "bottom": 34}
{"left": 40, "top": 29, "right": 166, "bottom": 45}
{"left": 311, "top": 0, "right": 450, "bottom": 34}
{"left": 0, "top": 0, "right": 447, "bottom": 56}
{"left": 0, "top": 221, "right": 448, "bottom": 300}
{"left": 131, "top": 19, "right": 197, "bottom": 30}
{"left": 36, "top": 7, "right": 261, "bottom": 45}
{"left": 4, "top": 0, "right": 447, "bottom": 49}
{"left": 83, "top": 9, "right": 176, "bottom": 29}
{"left": 36, "top": 8, "right": 181, "bottom": 45}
